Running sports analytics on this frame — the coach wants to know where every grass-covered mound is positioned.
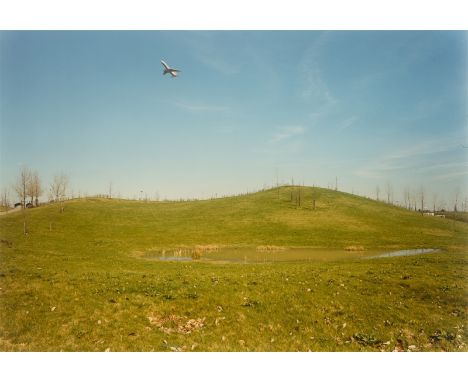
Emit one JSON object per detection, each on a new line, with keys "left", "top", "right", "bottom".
{"left": 2, "top": 186, "right": 467, "bottom": 252}
{"left": 0, "top": 186, "right": 467, "bottom": 351}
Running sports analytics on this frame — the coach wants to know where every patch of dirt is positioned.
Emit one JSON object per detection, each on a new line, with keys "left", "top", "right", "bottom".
{"left": 148, "top": 314, "right": 205, "bottom": 334}
{"left": 0, "top": 239, "right": 12, "bottom": 248}
{"left": 0, "top": 337, "right": 29, "bottom": 351}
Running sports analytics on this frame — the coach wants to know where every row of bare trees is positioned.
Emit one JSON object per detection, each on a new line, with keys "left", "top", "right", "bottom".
{"left": 0, "top": 166, "right": 70, "bottom": 235}
{"left": 49, "top": 173, "right": 69, "bottom": 213}
{"left": 0, "top": 166, "right": 68, "bottom": 211}
{"left": 1, "top": 188, "right": 11, "bottom": 210}
{"left": 13, "top": 167, "right": 43, "bottom": 208}
{"left": 375, "top": 182, "right": 464, "bottom": 213}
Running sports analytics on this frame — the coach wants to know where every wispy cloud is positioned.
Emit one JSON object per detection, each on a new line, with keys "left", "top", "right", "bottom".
{"left": 270, "top": 126, "right": 306, "bottom": 143}
{"left": 251, "top": 126, "right": 307, "bottom": 155}
{"left": 339, "top": 116, "right": 358, "bottom": 130}
{"left": 354, "top": 135, "right": 464, "bottom": 180}
{"left": 175, "top": 101, "right": 229, "bottom": 113}
{"left": 298, "top": 33, "right": 337, "bottom": 106}
{"left": 195, "top": 55, "right": 239, "bottom": 76}
{"left": 384, "top": 137, "right": 460, "bottom": 162}
{"left": 182, "top": 33, "right": 241, "bottom": 75}
{"left": 433, "top": 170, "right": 468, "bottom": 181}
{"left": 350, "top": 34, "right": 434, "bottom": 92}
{"left": 416, "top": 161, "right": 468, "bottom": 174}
{"left": 354, "top": 162, "right": 408, "bottom": 180}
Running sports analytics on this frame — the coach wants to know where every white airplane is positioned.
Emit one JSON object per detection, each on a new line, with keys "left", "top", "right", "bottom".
{"left": 161, "top": 60, "right": 181, "bottom": 77}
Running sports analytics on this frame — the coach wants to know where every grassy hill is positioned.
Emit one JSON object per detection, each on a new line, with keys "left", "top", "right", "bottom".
{"left": 1, "top": 186, "right": 467, "bottom": 253}
{"left": 0, "top": 186, "right": 467, "bottom": 351}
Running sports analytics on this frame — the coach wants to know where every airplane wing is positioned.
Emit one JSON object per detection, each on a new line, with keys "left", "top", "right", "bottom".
{"left": 161, "top": 60, "right": 170, "bottom": 70}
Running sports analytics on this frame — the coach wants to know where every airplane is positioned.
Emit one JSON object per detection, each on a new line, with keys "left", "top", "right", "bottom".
{"left": 161, "top": 60, "right": 181, "bottom": 77}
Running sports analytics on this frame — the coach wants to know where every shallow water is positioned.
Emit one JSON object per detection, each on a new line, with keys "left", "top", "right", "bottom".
{"left": 368, "top": 248, "right": 439, "bottom": 259}
{"left": 149, "top": 248, "right": 377, "bottom": 263}
{"left": 148, "top": 247, "right": 440, "bottom": 263}
{"left": 157, "top": 256, "right": 193, "bottom": 262}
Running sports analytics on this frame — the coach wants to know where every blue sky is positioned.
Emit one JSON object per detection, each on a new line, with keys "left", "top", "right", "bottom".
{"left": 0, "top": 31, "right": 467, "bottom": 205}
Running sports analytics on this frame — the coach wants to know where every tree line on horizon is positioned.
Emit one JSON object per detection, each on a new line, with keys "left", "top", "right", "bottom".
{"left": 1, "top": 167, "right": 466, "bottom": 215}
{"left": 1, "top": 166, "right": 68, "bottom": 211}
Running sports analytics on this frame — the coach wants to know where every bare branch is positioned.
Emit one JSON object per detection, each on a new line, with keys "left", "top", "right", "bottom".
{"left": 14, "top": 166, "right": 32, "bottom": 208}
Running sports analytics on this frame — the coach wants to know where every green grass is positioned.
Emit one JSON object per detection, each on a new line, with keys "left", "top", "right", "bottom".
{"left": 0, "top": 186, "right": 467, "bottom": 351}
{"left": 443, "top": 211, "right": 468, "bottom": 224}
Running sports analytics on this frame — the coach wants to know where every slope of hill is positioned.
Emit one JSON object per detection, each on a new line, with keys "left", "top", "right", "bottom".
{"left": 1, "top": 186, "right": 467, "bottom": 254}
{"left": 1, "top": 187, "right": 467, "bottom": 352}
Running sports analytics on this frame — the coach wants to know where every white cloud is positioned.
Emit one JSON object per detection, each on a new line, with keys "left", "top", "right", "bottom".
{"left": 270, "top": 126, "right": 306, "bottom": 143}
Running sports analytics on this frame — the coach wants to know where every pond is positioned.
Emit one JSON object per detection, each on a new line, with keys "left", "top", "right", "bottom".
{"left": 367, "top": 248, "right": 439, "bottom": 259}
{"left": 147, "top": 247, "right": 373, "bottom": 263}
{"left": 146, "top": 247, "right": 440, "bottom": 264}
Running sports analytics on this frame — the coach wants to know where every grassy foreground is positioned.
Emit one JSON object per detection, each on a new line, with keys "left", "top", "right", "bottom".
{"left": 0, "top": 186, "right": 467, "bottom": 351}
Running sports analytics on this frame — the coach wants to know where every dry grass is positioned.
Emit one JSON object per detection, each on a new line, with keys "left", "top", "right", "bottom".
{"left": 144, "top": 245, "right": 221, "bottom": 258}
{"left": 194, "top": 244, "right": 220, "bottom": 252}
{"left": 421, "top": 228, "right": 453, "bottom": 237}
{"left": 256, "top": 245, "right": 287, "bottom": 252}
{"left": 147, "top": 314, "right": 205, "bottom": 335}
{"left": 0, "top": 337, "right": 29, "bottom": 351}
{"left": 345, "top": 245, "right": 365, "bottom": 251}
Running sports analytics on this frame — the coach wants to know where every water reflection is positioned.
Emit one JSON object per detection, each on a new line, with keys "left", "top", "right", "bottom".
{"left": 368, "top": 248, "right": 439, "bottom": 259}
{"left": 149, "top": 247, "right": 374, "bottom": 263}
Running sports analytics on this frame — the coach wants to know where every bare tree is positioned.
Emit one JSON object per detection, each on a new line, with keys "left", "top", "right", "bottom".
{"left": 30, "top": 171, "right": 42, "bottom": 207}
{"left": 50, "top": 174, "right": 69, "bottom": 212}
{"left": 403, "top": 187, "right": 411, "bottom": 209}
{"left": 108, "top": 181, "right": 113, "bottom": 199}
{"left": 431, "top": 193, "right": 438, "bottom": 213}
{"left": 385, "top": 182, "right": 393, "bottom": 204}
{"left": 1, "top": 188, "right": 10, "bottom": 210}
{"left": 14, "top": 166, "right": 32, "bottom": 209}
{"left": 453, "top": 188, "right": 460, "bottom": 212}
{"left": 13, "top": 166, "right": 33, "bottom": 234}
{"left": 409, "top": 189, "right": 417, "bottom": 211}
{"left": 419, "top": 186, "right": 425, "bottom": 212}
{"left": 26, "top": 177, "right": 34, "bottom": 205}
{"left": 375, "top": 185, "right": 380, "bottom": 201}
{"left": 437, "top": 199, "right": 446, "bottom": 212}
